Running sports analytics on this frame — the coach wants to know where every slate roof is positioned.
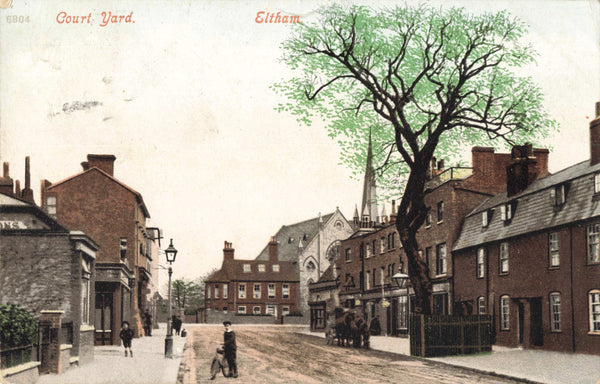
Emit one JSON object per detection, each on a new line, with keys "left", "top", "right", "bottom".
{"left": 205, "top": 259, "right": 298, "bottom": 283}
{"left": 255, "top": 213, "right": 335, "bottom": 262}
{"left": 454, "top": 159, "right": 600, "bottom": 251}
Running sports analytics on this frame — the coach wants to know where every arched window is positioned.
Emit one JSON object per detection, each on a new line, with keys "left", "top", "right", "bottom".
{"left": 477, "top": 296, "right": 486, "bottom": 315}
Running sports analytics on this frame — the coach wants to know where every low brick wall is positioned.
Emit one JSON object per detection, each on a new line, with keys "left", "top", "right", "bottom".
{"left": 79, "top": 326, "right": 95, "bottom": 365}
{"left": 206, "top": 311, "right": 275, "bottom": 325}
{"left": 1, "top": 361, "right": 41, "bottom": 384}
{"left": 282, "top": 316, "right": 308, "bottom": 325}
{"left": 59, "top": 344, "right": 72, "bottom": 373}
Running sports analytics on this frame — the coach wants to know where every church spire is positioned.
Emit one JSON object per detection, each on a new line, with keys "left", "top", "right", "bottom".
{"left": 361, "top": 130, "right": 378, "bottom": 223}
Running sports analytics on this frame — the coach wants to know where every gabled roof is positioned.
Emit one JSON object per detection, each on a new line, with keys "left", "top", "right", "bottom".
{"left": 0, "top": 192, "right": 68, "bottom": 232}
{"left": 205, "top": 258, "right": 298, "bottom": 283}
{"left": 454, "top": 159, "right": 600, "bottom": 251}
{"left": 255, "top": 213, "right": 335, "bottom": 262}
{"left": 47, "top": 167, "right": 150, "bottom": 218}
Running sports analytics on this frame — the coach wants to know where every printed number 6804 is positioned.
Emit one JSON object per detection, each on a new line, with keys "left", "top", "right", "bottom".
{"left": 6, "top": 15, "right": 30, "bottom": 23}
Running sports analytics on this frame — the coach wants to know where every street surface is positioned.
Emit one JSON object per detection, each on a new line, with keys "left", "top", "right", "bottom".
{"left": 178, "top": 325, "right": 526, "bottom": 384}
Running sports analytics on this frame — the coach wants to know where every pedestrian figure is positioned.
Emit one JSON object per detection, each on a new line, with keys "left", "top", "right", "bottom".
{"left": 369, "top": 316, "right": 381, "bottom": 336}
{"left": 143, "top": 309, "right": 152, "bottom": 336}
{"left": 172, "top": 315, "right": 182, "bottom": 335}
{"left": 223, "top": 321, "right": 238, "bottom": 378}
{"left": 120, "top": 321, "right": 134, "bottom": 357}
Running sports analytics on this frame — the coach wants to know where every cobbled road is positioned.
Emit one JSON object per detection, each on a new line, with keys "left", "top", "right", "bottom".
{"left": 177, "top": 325, "right": 526, "bottom": 384}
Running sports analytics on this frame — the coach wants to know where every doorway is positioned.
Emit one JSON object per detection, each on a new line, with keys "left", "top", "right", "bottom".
{"left": 530, "top": 298, "right": 543, "bottom": 346}
{"left": 95, "top": 292, "right": 113, "bottom": 345}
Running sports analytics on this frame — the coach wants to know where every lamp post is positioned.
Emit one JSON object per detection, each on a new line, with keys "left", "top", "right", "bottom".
{"left": 391, "top": 272, "right": 409, "bottom": 290}
{"left": 164, "top": 239, "right": 178, "bottom": 358}
{"left": 392, "top": 272, "right": 410, "bottom": 334}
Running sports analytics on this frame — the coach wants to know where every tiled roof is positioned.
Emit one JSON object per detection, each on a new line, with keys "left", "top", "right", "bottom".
{"left": 454, "top": 159, "right": 600, "bottom": 251}
{"left": 205, "top": 259, "right": 298, "bottom": 283}
{"left": 255, "top": 213, "right": 334, "bottom": 262}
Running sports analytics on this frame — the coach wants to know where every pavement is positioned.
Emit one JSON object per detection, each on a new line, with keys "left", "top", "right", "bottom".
{"left": 300, "top": 330, "right": 600, "bottom": 384}
{"left": 37, "top": 324, "right": 186, "bottom": 384}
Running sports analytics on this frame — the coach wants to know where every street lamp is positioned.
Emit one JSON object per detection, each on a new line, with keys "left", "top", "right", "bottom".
{"left": 164, "top": 239, "right": 178, "bottom": 358}
{"left": 392, "top": 272, "right": 409, "bottom": 289}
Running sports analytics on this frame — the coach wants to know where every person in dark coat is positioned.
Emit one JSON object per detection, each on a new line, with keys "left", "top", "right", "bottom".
{"left": 143, "top": 309, "right": 152, "bottom": 336}
{"left": 223, "top": 321, "right": 238, "bottom": 378}
{"left": 119, "top": 321, "right": 134, "bottom": 357}
{"left": 172, "top": 315, "right": 182, "bottom": 335}
{"left": 369, "top": 316, "right": 381, "bottom": 336}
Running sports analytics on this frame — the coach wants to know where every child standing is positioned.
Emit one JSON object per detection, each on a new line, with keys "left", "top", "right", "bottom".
{"left": 120, "top": 321, "right": 134, "bottom": 357}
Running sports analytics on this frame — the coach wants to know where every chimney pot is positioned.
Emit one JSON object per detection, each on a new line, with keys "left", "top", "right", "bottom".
{"left": 3, "top": 162, "right": 9, "bottom": 178}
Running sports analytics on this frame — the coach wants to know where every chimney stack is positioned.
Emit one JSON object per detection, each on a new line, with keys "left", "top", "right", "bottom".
{"left": 21, "top": 156, "right": 35, "bottom": 204}
{"left": 0, "top": 162, "right": 13, "bottom": 195}
{"left": 223, "top": 241, "right": 234, "bottom": 261}
{"left": 506, "top": 143, "right": 538, "bottom": 197}
{"left": 591, "top": 101, "right": 600, "bottom": 165}
{"left": 86, "top": 154, "right": 116, "bottom": 176}
{"left": 268, "top": 236, "right": 278, "bottom": 262}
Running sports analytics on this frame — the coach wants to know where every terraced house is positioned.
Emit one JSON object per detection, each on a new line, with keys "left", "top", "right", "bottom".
{"left": 453, "top": 104, "right": 600, "bottom": 355}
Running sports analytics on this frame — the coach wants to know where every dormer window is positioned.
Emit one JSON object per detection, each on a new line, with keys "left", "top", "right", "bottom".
{"left": 482, "top": 211, "right": 489, "bottom": 227}
{"left": 258, "top": 264, "right": 265, "bottom": 272}
{"left": 595, "top": 173, "right": 600, "bottom": 194}
{"left": 243, "top": 264, "right": 251, "bottom": 272}
{"left": 272, "top": 264, "right": 280, "bottom": 272}
{"left": 500, "top": 203, "right": 513, "bottom": 221}
{"left": 552, "top": 184, "right": 566, "bottom": 206}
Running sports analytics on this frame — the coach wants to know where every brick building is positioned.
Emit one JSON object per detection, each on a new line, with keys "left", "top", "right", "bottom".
{"left": 255, "top": 209, "right": 354, "bottom": 318}
{"left": 337, "top": 205, "right": 410, "bottom": 336}
{"left": 0, "top": 186, "right": 98, "bottom": 369}
{"left": 205, "top": 239, "right": 300, "bottom": 323}
{"left": 41, "top": 154, "right": 154, "bottom": 345}
{"left": 334, "top": 141, "right": 540, "bottom": 335}
{"left": 453, "top": 104, "right": 600, "bottom": 355}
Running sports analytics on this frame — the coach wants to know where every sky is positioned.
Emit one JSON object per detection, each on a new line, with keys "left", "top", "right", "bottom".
{"left": 0, "top": 0, "right": 598, "bottom": 287}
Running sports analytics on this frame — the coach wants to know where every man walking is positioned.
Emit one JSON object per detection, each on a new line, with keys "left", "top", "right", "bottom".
{"left": 223, "top": 321, "right": 238, "bottom": 378}
{"left": 143, "top": 309, "right": 152, "bottom": 336}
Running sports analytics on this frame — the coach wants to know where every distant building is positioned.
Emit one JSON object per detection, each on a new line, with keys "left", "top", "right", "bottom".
{"left": 205, "top": 239, "right": 299, "bottom": 323}
{"left": 453, "top": 103, "right": 600, "bottom": 355}
{"left": 41, "top": 154, "right": 154, "bottom": 345}
{"left": 255, "top": 209, "right": 354, "bottom": 317}
{"left": 0, "top": 187, "right": 98, "bottom": 368}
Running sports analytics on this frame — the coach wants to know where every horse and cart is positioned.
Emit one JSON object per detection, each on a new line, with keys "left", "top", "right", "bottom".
{"left": 326, "top": 307, "right": 371, "bottom": 349}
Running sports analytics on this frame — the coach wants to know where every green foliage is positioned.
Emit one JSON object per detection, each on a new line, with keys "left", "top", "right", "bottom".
{"left": 273, "top": 4, "right": 558, "bottom": 199}
{"left": 172, "top": 279, "right": 204, "bottom": 310}
{"left": 0, "top": 304, "right": 37, "bottom": 348}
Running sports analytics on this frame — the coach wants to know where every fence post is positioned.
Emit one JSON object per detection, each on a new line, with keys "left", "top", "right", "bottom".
{"left": 420, "top": 314, "right": 425, "bottom": 358}
{"left": 477, "top": 316, "right": 482, "bottom": 353}
{"left": 460, "top": 317, "right": 464, "bottom": 355}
